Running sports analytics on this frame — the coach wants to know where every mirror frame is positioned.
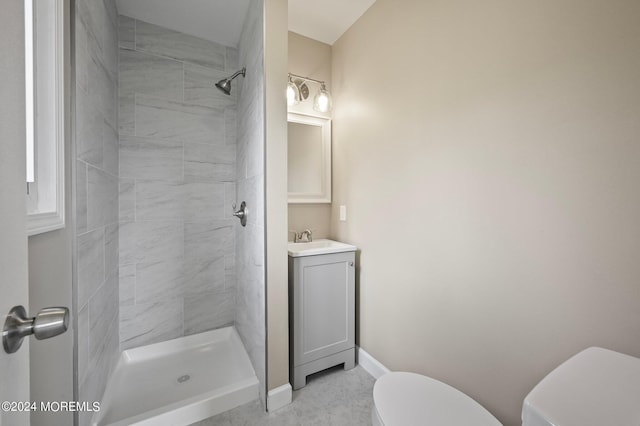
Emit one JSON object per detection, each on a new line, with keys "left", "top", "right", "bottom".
{"left": 287, "top": 112, "right": 332, "bottom": 204}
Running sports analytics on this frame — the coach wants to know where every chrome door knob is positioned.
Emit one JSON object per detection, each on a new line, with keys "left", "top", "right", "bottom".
{"left": 3, "top": 305, "right": 69, "bottom": 354}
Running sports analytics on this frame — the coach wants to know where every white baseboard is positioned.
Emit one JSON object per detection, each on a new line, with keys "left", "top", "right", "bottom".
{"left": 267, "top": 383, "right": 292, "bottom": 412}
{"left": 357, "top": 347, "right": 391, "bottom": 379}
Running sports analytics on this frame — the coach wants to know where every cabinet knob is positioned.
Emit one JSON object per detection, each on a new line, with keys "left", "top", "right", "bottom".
{"left": 349, "top": 262, "right": 354, "bottom": 267}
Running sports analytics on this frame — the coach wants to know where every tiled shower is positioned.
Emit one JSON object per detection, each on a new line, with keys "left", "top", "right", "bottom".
{"left": 74, "top": 0, "right": 267, "bottom": 418}
{"left": 117, "top": 15, "right": 239, "bottom": 350}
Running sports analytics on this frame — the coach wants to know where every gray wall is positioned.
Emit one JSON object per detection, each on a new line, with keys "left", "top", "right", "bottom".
{"left": 235, "top": 0, "right": 267, "bottom": 404}
{"left": 117, "top": 16, "right": 240, "bottom": 349}
{"left": 74, "top": 0, "right": 120, "bottom": 423}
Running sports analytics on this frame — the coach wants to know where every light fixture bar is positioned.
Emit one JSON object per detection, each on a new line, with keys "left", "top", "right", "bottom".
{"left": 288, "top": 72, "right": 326, "bottom": 87}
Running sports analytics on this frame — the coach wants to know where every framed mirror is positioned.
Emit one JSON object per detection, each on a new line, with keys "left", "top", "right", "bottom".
{"left": 287, "top": 112, "right": 331, "bottom": 203}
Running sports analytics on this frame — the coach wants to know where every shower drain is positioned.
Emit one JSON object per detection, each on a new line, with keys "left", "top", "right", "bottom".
{"left": 177, "top": 374, "right": 191, "bottom": 383}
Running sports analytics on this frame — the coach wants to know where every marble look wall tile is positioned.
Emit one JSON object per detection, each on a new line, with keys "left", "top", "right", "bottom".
{"left": 119, "top": 179, "right": 135, "bottom": 222}
{"left": 184, "top": 182, "right": 225, "bottom": 220}
{"left": 135, "top": 95, "right": 225, "bottom": 145}
{"left": 76, "top": 161, "right": 88, "bottom": 234}
{"left": 104, "top": 0, "right": 118, "bottom": 29}
{"left": 118, "top": 15, "right": 135, "bottom": 50}
{"left": 105, "top": 223, "right": 119, "bottom": 276}
{"left": 76, "top": 88, "right": 103, "bottom": 167}
{"left": 87, "top": 166, "right": 118, "bottom": 230}
{"left": 184, "top": 221, "right": 233, "bottom": 295}
{"left": 135, "top": 19, "right": 225, "bottom": 70}
{"left": 102, "top": 3, "right": 119, "bottom": 80}
{"left": 120, "top": 300, "right": 183, "bottom": 350}
{"left": 76, "top": 0, "right": 105, "bottom": 53}
{"left": 89, "top": 273, "right": 118, "bottom": 360}
{"left": 184, "top": 255, "right": 224, "bottom": 297}
{"left": 77, "top": 228, "right": 104, "bottom": 309}
{"left": 225, "top": 47, "right": 239, "bottom": 73}
{"left": 135, "top": 258, "right": 184, "bottom": 304}
{"left": 236, "top": 224, "right": 265, "bottom": 279}
{"left": 225, "top": 254, "right": 236, "bottom": 289}
{"left": 120, "top": 136, "right": 183, "bottom": 180}
{"left": 92, "top": 61, "right": 118, "bottom": 129}
{"left": 135, "top": 180, "right": 184, "bottom": 220}
{"left": 120, "top": 49, "right": 183, "bottom": 101}
{"left": 235, "top": 0, "right": 265, "bottom": 401}
{"left": 224, "top": 182, "right": 237, "bottom": 220}
{"left": 116, "top": 16, "right": 242, "bottom": 351}
{"left": 119, "top": 221, "right": 184, "bottom": 265}
{"left": 119, "top": 263, "right": 135, "bottom": 307}
{"left": 79, "top": 317, "right": 119, "bottom": 421}
{"left": 236, "top": 137, "right": 247, "bottom": 182}
{"left": 75, "top": 18, "right": 97, "bottom": 95}
{"left": 77, "top": 304, "right": 89, "bottom": 385}
{"left": 119, "top": 94, "right": 135, "bottom": 136}
{"left": 244, "top": 110, "right": 265, "bottom": 180}
{"left": 184, "top": 143, "right": 235, "bottom": 182}
{"left": 225, "top": 107, "right": 237, "bottom": 146}
{"left": 237, "top": 174, "right": 264, "bottom": 228}
{"left": 103, "top": 121, "right": 119, "bottom": 176}
{"left": 118, "top": 222, "right": 135, "bottom": 266}
{"left": 183, "top": 63, "right": 236, "bottom": 109}
{"left": 183, "top": 288, "right": 235, "bottom": 336}
{"left": 76, "top": 0, "right": 119, "bottom": 411}
{"left": 235, "top": 284, "right": 265, "bottom": 403}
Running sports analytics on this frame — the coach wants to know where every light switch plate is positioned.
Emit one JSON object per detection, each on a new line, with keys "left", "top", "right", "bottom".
{"left": 339, "top": 205, "right": 347, "bottom": 222}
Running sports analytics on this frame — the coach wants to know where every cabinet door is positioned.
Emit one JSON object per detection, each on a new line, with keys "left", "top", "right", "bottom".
{"left": 292, "top": 252, "right": 355, "bottom": 366}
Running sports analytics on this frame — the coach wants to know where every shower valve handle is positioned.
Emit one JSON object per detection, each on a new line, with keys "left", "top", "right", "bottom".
{"left": 232, "top": 201, "right": 248, "bottom": 227}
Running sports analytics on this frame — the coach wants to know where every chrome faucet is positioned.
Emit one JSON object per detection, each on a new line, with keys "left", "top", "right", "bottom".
{"left": 291, "top": 229, "right": 313, "bottom": 243}
{"left": 300, "top": 229, "right": 313, "bottom": 242}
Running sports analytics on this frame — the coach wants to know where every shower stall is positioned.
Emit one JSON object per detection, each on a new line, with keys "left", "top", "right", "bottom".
{"left": 72, "top": 0, "right": 268, "bottom": 423}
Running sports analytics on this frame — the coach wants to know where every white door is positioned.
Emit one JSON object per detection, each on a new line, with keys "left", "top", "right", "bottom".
{"left": 1, "top": 1, "right": 32, "bottom": 425}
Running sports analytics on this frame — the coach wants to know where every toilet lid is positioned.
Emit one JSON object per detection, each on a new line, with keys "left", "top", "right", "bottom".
{"left": 373, "top": 372, "right": 502, "bottom": 426}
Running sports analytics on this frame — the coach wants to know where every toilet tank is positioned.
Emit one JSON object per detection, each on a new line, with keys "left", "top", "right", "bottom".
{"left": 522, "top": 347, "right": 640, "bottom": 426}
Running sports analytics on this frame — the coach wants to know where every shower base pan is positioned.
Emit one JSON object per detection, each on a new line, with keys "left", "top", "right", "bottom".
{"left": 93, "top": 327, "right": 259, "bottom": 426}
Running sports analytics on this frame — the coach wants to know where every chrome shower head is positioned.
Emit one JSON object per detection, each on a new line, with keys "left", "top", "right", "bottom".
{"left": 215, "top": 67, "right": 246, "bottom": 95}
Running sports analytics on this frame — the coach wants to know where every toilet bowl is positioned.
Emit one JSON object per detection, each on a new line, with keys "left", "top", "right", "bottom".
{"left": 372, "top": 347, "right": 640, "bottom": 426}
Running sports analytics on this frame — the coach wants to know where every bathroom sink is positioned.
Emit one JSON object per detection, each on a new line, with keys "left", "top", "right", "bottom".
{"left": 287, "top": 239, "right": 357, "bottom": 257}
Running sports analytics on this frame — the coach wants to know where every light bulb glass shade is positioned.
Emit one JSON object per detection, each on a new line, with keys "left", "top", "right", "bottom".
{"left": 313, "top": 85, "right": 332, "bottom": 113}
{"left": 287, "top": 79, "right": 300, "bottom": 106}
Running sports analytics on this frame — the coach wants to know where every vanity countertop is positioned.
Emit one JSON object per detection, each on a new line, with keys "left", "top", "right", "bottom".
{"left": 287, "top": 239, "right": 357, "bottom": 257}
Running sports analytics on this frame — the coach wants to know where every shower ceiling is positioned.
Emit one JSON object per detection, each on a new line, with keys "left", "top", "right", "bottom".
{"left": 115, "top": 0, "right": 376, "bottom": 47}
{"left": 115, "top": 0, "right": 251, "bottom": 47}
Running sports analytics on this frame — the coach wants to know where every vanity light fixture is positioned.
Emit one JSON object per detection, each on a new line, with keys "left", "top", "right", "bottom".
{"left": 287, "top": 72, "right": 332, "bottom": 113}
{"left": 287, "top": 75, "right": 301, "bottom": 106}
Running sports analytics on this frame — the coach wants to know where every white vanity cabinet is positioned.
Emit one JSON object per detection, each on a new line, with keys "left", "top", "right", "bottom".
{"left": 288, "top": 240, "right": 356, "bottom": 390}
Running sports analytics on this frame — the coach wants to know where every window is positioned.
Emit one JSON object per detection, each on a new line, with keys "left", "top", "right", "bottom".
{"left": 25, "top": 0, "right": 65, "bottom": 235}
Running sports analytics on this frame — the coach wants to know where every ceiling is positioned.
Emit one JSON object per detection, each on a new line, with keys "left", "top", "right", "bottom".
{"left": 289, "top": 0, "right": 376, "bottom": 45}
{"left": 115, "top": 0, "right": 376, "bottom": 47}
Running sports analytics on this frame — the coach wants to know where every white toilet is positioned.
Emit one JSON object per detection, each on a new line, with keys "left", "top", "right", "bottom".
{"left": 372, "top": 347, "right": 640, "bottom": 426}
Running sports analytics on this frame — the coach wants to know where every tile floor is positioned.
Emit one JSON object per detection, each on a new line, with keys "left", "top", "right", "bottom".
{"left": 190, "top": 365, "right": 375, "bottom": 425}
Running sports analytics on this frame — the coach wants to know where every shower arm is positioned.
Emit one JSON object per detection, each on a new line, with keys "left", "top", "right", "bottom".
{"left": 228, "top": 68, "right": 246, "bottom": 81}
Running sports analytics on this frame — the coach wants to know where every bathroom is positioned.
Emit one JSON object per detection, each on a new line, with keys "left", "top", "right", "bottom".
{"left": 1, "top": 0, "right": 640, "bottom": 425}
